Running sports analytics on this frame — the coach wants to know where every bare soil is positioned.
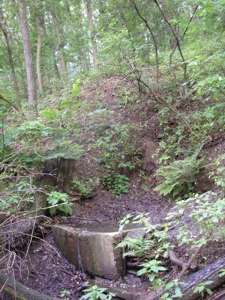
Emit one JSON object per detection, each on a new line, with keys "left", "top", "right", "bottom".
{"left": 8, "top": 182, "right": 170, "bottom": 299}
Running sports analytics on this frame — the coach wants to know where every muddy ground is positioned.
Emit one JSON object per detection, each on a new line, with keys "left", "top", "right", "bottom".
{"left": 3, "top": 185, "right": 170, "bottom": 300}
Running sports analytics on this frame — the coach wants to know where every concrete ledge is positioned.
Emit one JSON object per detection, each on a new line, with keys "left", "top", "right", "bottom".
{"left": 52, "top": 225, "right": 125, "bottom": 280}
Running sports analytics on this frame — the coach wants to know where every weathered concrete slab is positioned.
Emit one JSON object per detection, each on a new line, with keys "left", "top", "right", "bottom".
{"left": 79, "top": 230, "right": 124, "bottom": 279}
{"left": 52, "top": 225, "right": 80, "bottom": 268}
{"left": 52, "top": 225, "right": 125, "bottom": 280}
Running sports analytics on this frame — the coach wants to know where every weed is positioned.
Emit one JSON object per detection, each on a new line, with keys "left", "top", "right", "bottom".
{"left": 72, "top": 178, "right": 96, "bottom": 199}
{"left": 47, "top": 191, "right": 73, "bottom": 216}
{"left": 102, "top": 174, "right": 129, "bottom": 196}
{"left": 95, "top": 124, "right": 140, "bottom": 173}
{"left": 193, "top": 281, "right": 213, "bottom": 298}
{"left": 137, "top": 259, "right": 167, "bottom": 287}
{"left": 80, "top": 285, "right": 114, "bottom": 300}
{"left": 155, "top": 155, "right": 202, "bottom": 199}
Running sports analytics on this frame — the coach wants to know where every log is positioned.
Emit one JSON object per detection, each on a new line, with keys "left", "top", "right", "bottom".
{"left": 0, "top": 274, "right": 55, "bottom": 300}
{"left": 152, "top": 256, "right": 225, "bottom": 300}
{"left": 180, "top": 257, "right": 225, "bottom": 300}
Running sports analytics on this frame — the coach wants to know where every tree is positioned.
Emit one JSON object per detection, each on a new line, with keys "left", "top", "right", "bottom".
{"left": 36, "top": 14, "right": 44, "bottom": 95}
{"left": 17, "top": 0, "right": 37, "bottom": 114}
{"left": 85, "top": 0, "right": 97, "bottom": 68}
{"left": 0, "top": 8, "right": 20, "bottom": 102}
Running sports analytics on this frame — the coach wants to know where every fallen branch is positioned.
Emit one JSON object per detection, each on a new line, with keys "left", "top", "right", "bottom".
{"left": 0, "top": 273, "right": 55, "bottom": 299}
{"left": 169, "top": 250, "right": 186, "bottom": 269}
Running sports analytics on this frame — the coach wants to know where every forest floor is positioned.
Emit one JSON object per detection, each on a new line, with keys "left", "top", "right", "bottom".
{"left": 12, "top": 187, "right": 170, "bottom": 299}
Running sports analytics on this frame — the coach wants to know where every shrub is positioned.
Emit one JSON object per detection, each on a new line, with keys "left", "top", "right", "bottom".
{"left": 0, "top": 179, "right": 36, "bottom": 212}
{"left": 71, "top": 179, "right": 96, "bottom": 200}
{"left": 47, "top": 191, "right": 73, "bottom": 216}
{"left": 155, "top": 155, "right": 202, "bottom": 199}
{"left": 95, "top": 124, "right": 140, "bottom": 173}
{"left": 102, "top": 174, "right": 129, "bottom": 196}
{"left": 210, "top": 154, "right": 225, "bottom": 190}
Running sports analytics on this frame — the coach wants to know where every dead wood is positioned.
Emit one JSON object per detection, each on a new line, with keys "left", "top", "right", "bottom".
{"left": 179, "top": 256, "right": 225, "bottom": 300}
{"left": 0, "top": 273, "right": 55, "bottom": 300}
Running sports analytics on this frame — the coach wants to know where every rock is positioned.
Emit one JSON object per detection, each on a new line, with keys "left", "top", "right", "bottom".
{"left": 123, "top": 225, "right": 147, "bottom": 239}
{"left": 100, "top": 285, "right": 149, "bottom": 300}
{"left": 93, "top": 276, "right": 151, "bottom": 300}
{"left": 168, "top": 191, "right": 220, "bottom": 242}
{"left": 52, "top": 225, "right": 125, "bottom": 280}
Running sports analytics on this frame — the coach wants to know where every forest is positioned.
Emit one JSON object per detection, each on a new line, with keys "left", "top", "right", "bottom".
{"left": 1, "top": 0, "right": 225, "bottom": 299}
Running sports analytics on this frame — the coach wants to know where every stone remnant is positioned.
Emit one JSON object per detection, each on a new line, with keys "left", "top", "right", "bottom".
{"left": 53, "top": 225, "right": 125, "bottom": 280}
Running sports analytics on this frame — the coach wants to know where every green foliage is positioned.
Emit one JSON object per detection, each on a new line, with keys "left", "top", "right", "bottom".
{"left": 45, "top": 139, "right": 84, "bottom": 161}
{"left": 72, "top": 178, "right": 96, "bottom": 200}
{"left": 161, "top": 280, "right": 183, "bottom": 300}
{"left": 95, "top": 124, "right": 140, "bottom": 173}
{"left": 80, "top": 285, "right": 114, "bottom": 300}
{"left": 197, "top": 75, "right": 225, "bottom": 99}
{"left": 155, "top": 155, "right": 202, "bottom": 199}
{"left": 15, "top": 120, "right": 49, "bottom": 140}
{"left": 102, "top": 174, "right": 129, "bottom": 196}
{"left": 218, "top": 268, "right": 225, "bottom": 278}
{"left": 167, "top": 192, "right": 225, "bottom": 249}
{"left": 4, "top": 117, "right": 84, "bottom": 165}
{"left": 0, "top": 179, "right": 36, "bottom": 212}
{"left": 137, "top": 259, "right": 167, "bottom": 287}
{"left": 193, "top": 281, "right": 213, "bottom": 298}
{"left": 47, "top": 191, "right": 73, "bottom": 216}
{"left": 210, "top": 154, "right": 225, "bottom": 189}
{"left": 72, "top": 79, "right": 81, "bottom": 98}
{"left": 40, "top": 108, "right": 59, "bottom": 122}
{"left": 118, "top": 214, "right": 171, "bottom": 288}
{"left": 118, "top": 236, "right": 152, "bottom": 258}
{"left": 59, "top": 289, "right": 71, "bottom": 299}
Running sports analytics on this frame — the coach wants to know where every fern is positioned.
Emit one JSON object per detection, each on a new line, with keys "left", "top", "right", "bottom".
{"left": 155, "top": 155, "right": 202, "bottom": 199}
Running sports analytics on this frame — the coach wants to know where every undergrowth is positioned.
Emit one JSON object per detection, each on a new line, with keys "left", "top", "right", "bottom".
{"left": 118, "top": 191, "right": 225, "bottom": 299}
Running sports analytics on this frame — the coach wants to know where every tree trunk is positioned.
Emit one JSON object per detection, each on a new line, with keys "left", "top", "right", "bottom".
{"left": 53, "top": 49, "right": 61, "bottom": 79}
{"left": 85, "top": 0, "right": 97, "bottom": 68}
{"left": 50, "top": 10, "right": 68, "bottom": 79}
{"left": 18, "top": 0, "right": 37, "bottom": 115}
{"left": 36, "top": 16, "right": 43, "bottom": 95}
{"left": 0, "top": 9, "right": 20, "bottom": 103}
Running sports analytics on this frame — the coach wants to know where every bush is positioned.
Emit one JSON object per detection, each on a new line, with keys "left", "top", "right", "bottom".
{"left": 0, "top": 179, "right": 36, "bottom": 212}
{"left": 71, "top": 179, "right": 96, "bottom": 200}
{"left": 102, "top": 174, "right": 129, "bottom": 196}
{"left": 155, "top": 155, "right": 202, "bottom": 199}
{"left": 95, "top": 124, "right": 140, "bottom": 173}
{"left": 47, "top": 191, "right": 73, "bottom": 216}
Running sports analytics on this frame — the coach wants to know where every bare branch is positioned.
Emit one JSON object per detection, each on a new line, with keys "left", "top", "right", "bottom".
{"left": 130, "top": 0, "right": 160, "bottom": 86}
{"left": 153, "top": 0, "right": 188, "bottom": 80}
